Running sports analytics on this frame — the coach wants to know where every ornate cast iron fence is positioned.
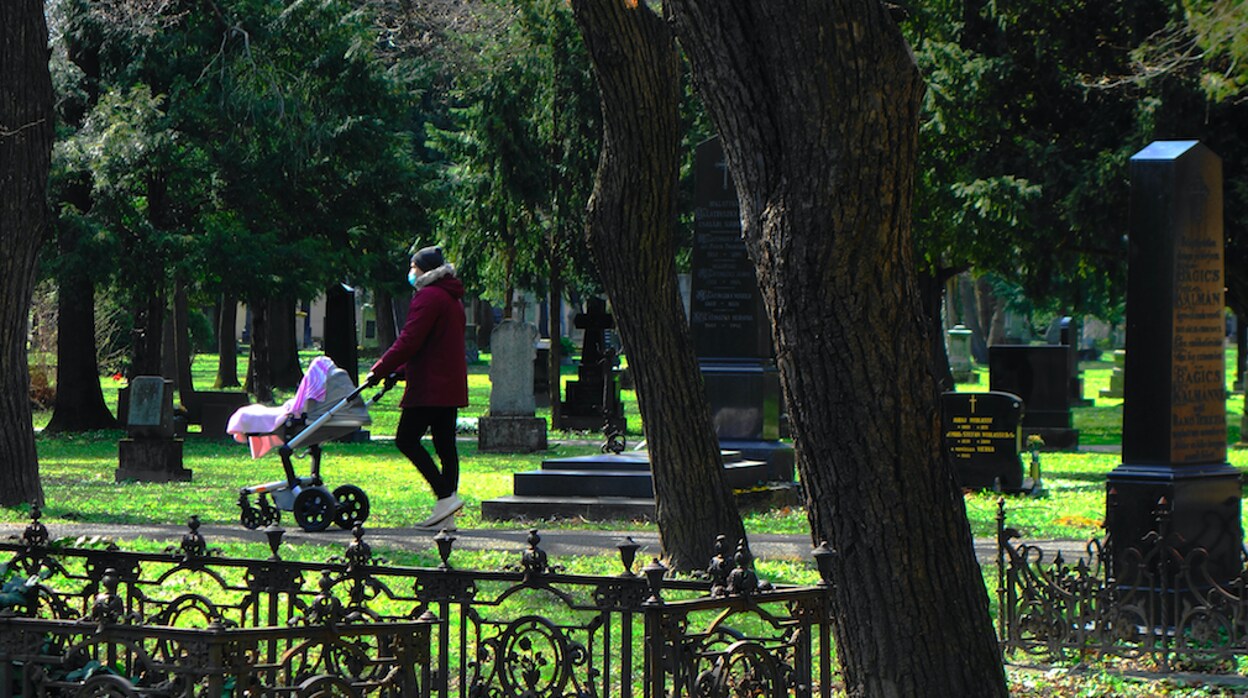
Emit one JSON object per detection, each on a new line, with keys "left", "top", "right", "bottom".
{"left": 997, "top": 497, "right": 1248, "bottom": 671}
{"left": 1, "top": 510, "right": 836, "bottom": 697}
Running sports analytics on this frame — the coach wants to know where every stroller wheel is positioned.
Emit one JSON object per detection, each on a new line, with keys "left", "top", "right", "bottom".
{"left": 240, "top": 506, "right": 263, "bottom": 530}
{"left": 332, "top": 485, "right": 370, "bottom": 529}
{"left": 293, "top": 486, "right": 337, "bottom": 532}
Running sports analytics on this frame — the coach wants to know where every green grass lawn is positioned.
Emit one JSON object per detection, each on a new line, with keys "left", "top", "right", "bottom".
{"left": 16, "top": 345, "right": 1248, "bottom": 544}
{"left": 18, "top": 347, "right": 1248, "bottom": 695}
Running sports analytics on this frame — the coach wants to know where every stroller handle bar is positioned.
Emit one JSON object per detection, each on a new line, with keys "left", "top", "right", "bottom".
{"left": 284, "top": 374, "right": 399, "bottom": 451}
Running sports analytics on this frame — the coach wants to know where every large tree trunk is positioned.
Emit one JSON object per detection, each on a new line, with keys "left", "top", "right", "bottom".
{"left": 46, "top": 270, "right": 118, "bottom": 432}
{"left": 172, "top": 277, "right": 196, "bottom": 405}
{"left": 267, "top": 296, "right": 302, "bottom": 389}
{"left": 0, "top": 0, "right": 53, "bottom": 507}
{"left": 246, "top": 301, "right": 273, "bottom": 403}
{"left": 46, "top": 192, "right": 118, "bottom": 432}
{"left": 918, "top": 268, "right": 955, "bottom": 391}
{"left": 47, "top": 10, "right": 115, "bottom": 433}
{"left": 667, "top": 2, "right": 1006, "bottom": 695}
{"left": 570, "top": 0, "right": 745, "bottom": 571}
{"left": 215, "top": 294, "right": 241, "bottom": 388}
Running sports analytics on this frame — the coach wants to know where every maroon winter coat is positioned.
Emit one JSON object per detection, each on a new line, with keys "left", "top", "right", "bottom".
{"left": 370, "top": 272, "right": 468, "bottom": 408}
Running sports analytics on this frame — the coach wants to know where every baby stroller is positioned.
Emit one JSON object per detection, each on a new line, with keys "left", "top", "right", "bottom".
{"left": 227, "top": 356, "right": 396, "bottom": 532}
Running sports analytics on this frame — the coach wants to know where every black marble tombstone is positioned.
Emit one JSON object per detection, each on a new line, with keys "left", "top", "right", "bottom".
{"left": 689, "top": 137, "right": 792, "bottom": 479}
{"left": 988, "top": 345, "right": 1079, "bottom": 449}
{"left": 559, "top": 297, "right": 625, "bottom": 433}
{"left": 1107, "top": 141, "right": 1242, "bottom": 586}
{"left": 940, "top": 391, "right": 1025, "bottom": 491}
{"left": 116, "top": 376, "right": 192, "bottom": 482}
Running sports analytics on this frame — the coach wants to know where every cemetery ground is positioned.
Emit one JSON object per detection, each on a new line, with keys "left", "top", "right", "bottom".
{"left": 11, "top": 349, "right": 1248, "bottom": 695}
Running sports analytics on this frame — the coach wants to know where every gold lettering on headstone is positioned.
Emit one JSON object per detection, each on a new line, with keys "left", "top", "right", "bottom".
{"left": 1169, "top": 175, "right": 1226, "bottom": 464}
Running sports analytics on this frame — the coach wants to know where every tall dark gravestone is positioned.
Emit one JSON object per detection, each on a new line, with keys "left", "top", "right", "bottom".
{"left": 988, "top": 345, "right": 1078, "bottom": 449}
{"left": 1107, "top": 141, "right": 1242, "bottom": 584}
{"left": 690, "top": 137, "right": 792, "bottom": 478}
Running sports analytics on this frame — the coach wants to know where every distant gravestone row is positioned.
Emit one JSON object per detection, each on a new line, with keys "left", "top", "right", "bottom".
{"left": 942, "top": 141, "right": 1243, "bottom": 590}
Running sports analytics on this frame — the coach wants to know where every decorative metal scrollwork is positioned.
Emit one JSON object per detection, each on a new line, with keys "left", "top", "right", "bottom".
{"left": 472, "top": 615, "right": 589, "bottom": 698}
{"left": 693, "top": 640, "right": 791, "bottom": 698}
{"left": 165, "top": 515, "right": 218, "bottom": 560}
{"left": 2, "top": 526, "right": 834, "bottom": 695}
{"left": 86, "top": 568, "right": 139, "bottom": 627}
{"left": 284, "top": 639, "right": 377, "bottom": 692}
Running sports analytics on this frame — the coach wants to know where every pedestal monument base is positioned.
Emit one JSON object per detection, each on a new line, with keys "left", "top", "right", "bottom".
{"left": 478, "top": 415, "right": 548, "bottom": 453}
{"left": 1107, "top": 463, "right": 1243, "bottom": 585}
{"left": 116, "top": 438, "right": 192, "bottom": 482}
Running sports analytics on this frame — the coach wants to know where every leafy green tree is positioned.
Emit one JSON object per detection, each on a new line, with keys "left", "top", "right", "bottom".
{"left": 47, "top": 0, "right": 426, "bottom": 400}
{"left": 1133, "top": 1, "right": 1248, "bottom": 102}
{"left": 902, "top": 1, "right": 1182, "bottom": 364}
{"left": 44, "top": 0, "right": 120, "bottom": 432}
{"left": 427, "top": 0, "right": 600, "bottom": 316}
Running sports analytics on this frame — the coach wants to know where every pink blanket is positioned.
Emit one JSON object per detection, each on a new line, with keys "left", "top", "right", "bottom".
{"left": 226, "top": 356, "right": 337, "bottom": 457}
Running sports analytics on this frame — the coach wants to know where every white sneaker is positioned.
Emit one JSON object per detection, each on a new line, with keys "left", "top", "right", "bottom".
{"left": 424, "top": 512, "right": 457, "bottom": 533}
{"left": 417, "top": 493, "right": 463, "bottom": 528}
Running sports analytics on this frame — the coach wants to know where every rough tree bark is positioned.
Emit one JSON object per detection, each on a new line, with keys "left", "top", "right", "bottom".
{"left": 215, "top": 294, "right": 241, "bottom": 388}
{"left": 0, "top": 0, "right": 53, "bottom": 507}
{"left": 570, "top": 0, "right": 746, "bottom": 570}
{"left": 45, "top": 225, "right": 119, "bottom": 432}
{"left": 267, "top": 297, "right": 303, "bottom": 390}
{"left": 666, "top": 2, "right": 1007, "bottom": 695}
{"left": 918, "top": 268, "right": 955, "bottom": 390}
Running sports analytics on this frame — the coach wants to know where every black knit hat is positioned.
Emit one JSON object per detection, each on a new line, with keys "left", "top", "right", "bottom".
{"left": 411, "top": 245, "right": 445, "bottom": 272}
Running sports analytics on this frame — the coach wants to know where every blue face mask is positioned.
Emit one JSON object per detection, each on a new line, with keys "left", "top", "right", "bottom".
{"left": 407, "top": 269, "right": 419, "bottom": 288}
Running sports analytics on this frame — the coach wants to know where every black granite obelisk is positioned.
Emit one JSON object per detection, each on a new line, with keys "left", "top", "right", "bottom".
{"left": 689, "top": 137, "right": 792, "bottom": 478}
{"left": 1106, "top": 141, "right": 1242, "bottom": 584}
